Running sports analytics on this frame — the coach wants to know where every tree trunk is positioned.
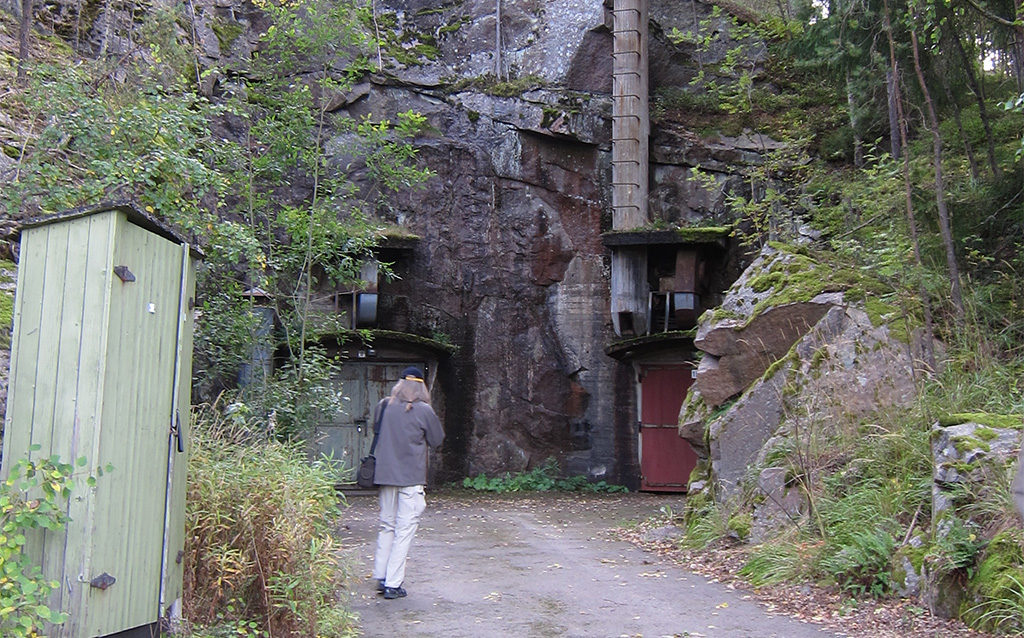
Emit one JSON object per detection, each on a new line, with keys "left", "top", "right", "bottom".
{"left": 16, "top": 0, "right": 32, "bottom": 85}
{"left": 886, "top": 68, "right": 900, "bottom": 160}
{"left": 846, "top": 72, "right": 864, "bottom": 167}
{"left": 910, "top": 26, "right": 965, "bottom": 323}
{"left": 883, "top": 0, "right": 936, "bottom": 372}
{"left": 946, "top": 11, "right": 999, "bottom": 176}
{"left": 939, "top": 71, "right": 979, "bottom": 181}
{"left": 495, "top": 0, "right": 504, "bottom": 80}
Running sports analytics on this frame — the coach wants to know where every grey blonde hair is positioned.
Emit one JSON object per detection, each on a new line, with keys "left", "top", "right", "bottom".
{"left": 390, "top": 377, "right": 432, "bottom": 410}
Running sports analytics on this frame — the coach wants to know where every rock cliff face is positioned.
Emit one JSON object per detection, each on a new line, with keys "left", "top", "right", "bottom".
{"left": 4, "top": 0, "right": 784, "bottom": 482}
{"left": 333, "top": 0, "right": 775, "bottom": 480}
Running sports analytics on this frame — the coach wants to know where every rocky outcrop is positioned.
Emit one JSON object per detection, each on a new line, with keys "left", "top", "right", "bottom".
{"left": 318, "top": 0, "right": 783, "bottom": 479}
{"left": 681, "top": 244, "right": 932, "bottom": 504}
{"left": 692, "top": 248, "right": 842, "bottom": 408}
{"left": 920, "top": 416, "right": 1023, "bottom": 618}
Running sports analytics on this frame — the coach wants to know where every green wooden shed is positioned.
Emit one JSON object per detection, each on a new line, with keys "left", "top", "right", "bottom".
{"left": 1, "top": 203, "right": 199, "bottom": 637}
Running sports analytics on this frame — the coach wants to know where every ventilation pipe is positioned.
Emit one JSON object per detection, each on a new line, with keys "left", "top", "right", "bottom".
{"left": 610, "top": 0, "right": 650, "bottom": 336}
{"left": 611, "top": 0, "right": 649, "bottom": 230}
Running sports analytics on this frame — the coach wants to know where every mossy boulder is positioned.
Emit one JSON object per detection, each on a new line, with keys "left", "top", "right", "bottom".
{"left": 682, "top": 244, "right": 933, "bottom": 503}
{"left": 960, "top": 528, "right": 1024, "bottom": 634}
{"left": 931, "top": 420, "right": 1021, "bottom": 486}
{"left": 693, "top": 245, "right": 844, "bottom": 407}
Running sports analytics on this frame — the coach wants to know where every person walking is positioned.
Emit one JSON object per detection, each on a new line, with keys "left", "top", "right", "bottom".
{"left": 371, "top": 366, "right": 445, "bottom": 600}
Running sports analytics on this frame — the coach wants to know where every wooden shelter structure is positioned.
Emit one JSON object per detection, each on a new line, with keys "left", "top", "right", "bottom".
{"left": 1, "top": 203, "right": 199, "bottom": 637}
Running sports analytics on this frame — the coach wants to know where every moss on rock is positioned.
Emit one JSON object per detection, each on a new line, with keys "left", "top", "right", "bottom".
{"left": 939, "top": 413, "right": 1024, "bottom": 430}
{"left": 728, "top": 512, "right": 752, "bottom": 540}
{"left": 675, "top": 225, "right": 731, "bottom": 243}
{"left": 961, "top": 528, "right": 1024, "bottom": 634}
{"left": 0, "top": 259, "right": 14, "bottom": 348}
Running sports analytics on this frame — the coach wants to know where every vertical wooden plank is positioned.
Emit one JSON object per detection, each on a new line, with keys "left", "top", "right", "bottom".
{"left": 163, "top": 252, "right": 196, "bottom": 615}
{"left": 52, "top": 211, "right": 118, "bottom": 636}
{"left": 22, "top": 222, "right": 73, "bottom": 593}
{"left": 0, "top": 226, "right": 58, "bottom": 594}
{"left": 53, "top": 212, "right": 118, "bottom": 628}
{"left": 1, "top": 227, "right": 47, "bottom": 471}
{"left": 673, "top": 250, "right": 698, "bottom": 291}
{"left": 611, "top": 248, "right": 649, "bottom": 335}
{"left": 84, "top": 213, "right": 145, "bottom": 633}
{"left": 22, "top": 222, "right": 72, "bottom": 461}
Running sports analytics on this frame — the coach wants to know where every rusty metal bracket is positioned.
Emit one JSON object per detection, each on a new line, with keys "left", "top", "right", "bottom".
{"left": 90, "top": 573, "right": 116, "bottom": 590}
{"left": 113, "top": 265, "right": 135, "bottom": 283}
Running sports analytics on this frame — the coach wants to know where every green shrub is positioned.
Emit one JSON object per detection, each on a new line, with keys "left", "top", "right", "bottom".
{"left": 183, "top": 402, "right": 356, "bottom": 638}
{"left": 0, "top": 452, "right": 86, "bottom": 636}
{"left": 962, "top": 529, "right": 1024, "bottom": 634}
{"left": 461, "top": 458, "right": 628, "bottom": 493}
{"left": 818, "top": 526, "right": 896, "bottom": 596}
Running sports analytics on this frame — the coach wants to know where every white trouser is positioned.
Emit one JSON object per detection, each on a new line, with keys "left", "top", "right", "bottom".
{"left": 373, "top": 485, "right": 427, "bottom": 588}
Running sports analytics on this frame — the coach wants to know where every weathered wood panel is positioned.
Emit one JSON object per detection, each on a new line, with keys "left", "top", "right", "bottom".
{"left": 80, "top": 217, "right": 182, "bottom": 635}
{"left": 611, "top": 248, "right": 649, "bottom": 336}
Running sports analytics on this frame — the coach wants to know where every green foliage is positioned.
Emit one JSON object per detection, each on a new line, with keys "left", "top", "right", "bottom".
{"left": 195, "top": 0, "right": 431, "bottom": 435}
{"left": 461, "top": 458, "right": 628, "bottom": 494}
{"left": 678, "top": 494, "right": 739, "bottom": 549}
{"left": 448, "top": 73, "right": 546, "bottom": 97}
{"left": 1001, "top": 93, "right": 1024, "bottom": 158}
{"left": 739, "top": 541, "right": 806, "bottom": 586}
{"left": 6, "top": 0, "right": 432, "bottom": 440}
{"left": 0, "top": 453, "right": 93, "bottom": 636}
{"left": 938, "top": 413, "right": 1023, "bottom": 430}
{"left": 0, "top": 260, "right": 14, "bottom": 349}
{"left": 962, "top": 528, "right": 1024, "bottom": 634}
{"left": 10, "top": 62, "right": 223, "bottom": 226}
{"left": 184, "top": 402, "right": 356, "bottom": 638}
{"left": 818, "top": 526, "right": 896, "bottom": 596}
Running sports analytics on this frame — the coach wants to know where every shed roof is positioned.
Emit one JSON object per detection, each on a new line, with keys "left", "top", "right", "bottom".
{"left": 20, "top": 201, "right": 204, "bottom": 259}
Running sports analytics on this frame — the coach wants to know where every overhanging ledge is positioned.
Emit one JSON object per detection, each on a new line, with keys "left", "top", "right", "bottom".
{"left": 605, "top": 330, "right": 697, "bottom": 361}
{"left": 601, "top": 227, "right": 730, "bottom": 249}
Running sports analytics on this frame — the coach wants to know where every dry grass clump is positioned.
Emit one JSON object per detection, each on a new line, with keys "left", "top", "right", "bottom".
{"left": 183, "top": 401, "right": 356, "bottom": 638}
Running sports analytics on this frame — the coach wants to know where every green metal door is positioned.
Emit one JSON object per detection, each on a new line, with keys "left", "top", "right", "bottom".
{"left": 310, "top": 362, "right": 423, "bottom": 472}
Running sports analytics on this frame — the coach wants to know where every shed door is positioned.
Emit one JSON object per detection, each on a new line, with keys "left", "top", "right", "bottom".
{"left": 639, "top": 365, "right": 697, "bottom": 492}
{"left": 311, "top": 362, "right": 424, "bottom": 474}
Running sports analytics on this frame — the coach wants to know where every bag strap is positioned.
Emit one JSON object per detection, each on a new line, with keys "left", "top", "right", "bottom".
{"left": 368, "top": 398, "right": 389, "bottom": 456}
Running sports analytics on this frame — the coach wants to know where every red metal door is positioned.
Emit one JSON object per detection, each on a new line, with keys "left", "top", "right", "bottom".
{"left": 639, "top": 365, "right": 698, "bottom": 492}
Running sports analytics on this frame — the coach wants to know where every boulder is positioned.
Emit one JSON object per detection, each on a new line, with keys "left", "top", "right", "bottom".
{"left": 1015, "top": 445, "right": 1024, "bottom": 521}
{"left": 692, "top": 247, "right": 843, "bottom": 408}
{"left": 682, "top": 244, "right": 933, "bottom": 503}
{"left": 931, "top": 418, "right": 1023, "bottom": 526}
{"left": 749, "top": 466, "right": 805, "bottom": 543}
{"left": 932, "top": 421, "right": 1022, "bottom": 487}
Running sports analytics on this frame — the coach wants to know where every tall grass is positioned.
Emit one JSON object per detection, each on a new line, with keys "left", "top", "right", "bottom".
{"left": 184, "top": 401, "right": 357, "bottom": 638}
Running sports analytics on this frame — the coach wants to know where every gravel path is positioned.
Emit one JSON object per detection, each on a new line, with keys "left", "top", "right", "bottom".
{"left": 337, "top": 491, "right": 841, "bottom": 638}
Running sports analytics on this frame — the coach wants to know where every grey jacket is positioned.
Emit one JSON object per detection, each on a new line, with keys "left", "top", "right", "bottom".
{"left": 372, "top": 398, "right": 444, "bottom": 486}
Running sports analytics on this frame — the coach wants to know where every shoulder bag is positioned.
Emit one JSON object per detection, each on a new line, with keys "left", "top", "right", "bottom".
{"left": 356, "top": 399, "right": 388, "bottom": 489}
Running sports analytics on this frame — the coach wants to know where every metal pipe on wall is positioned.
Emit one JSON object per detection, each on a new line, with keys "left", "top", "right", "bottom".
{"left": 611, "top": 0, "right": 649, "bottom": 231}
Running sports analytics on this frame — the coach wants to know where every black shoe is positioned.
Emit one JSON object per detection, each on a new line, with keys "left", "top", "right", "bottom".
{"left": 383, "top": 586, "right": 407, "bottom": 599}
{"left": 376, "top": 579, "right": 386, "bottom": 594}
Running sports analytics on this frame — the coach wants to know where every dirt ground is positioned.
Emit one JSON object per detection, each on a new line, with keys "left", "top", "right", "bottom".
{"left": 336, "top": 490, "right": 841, "bottom": 638}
